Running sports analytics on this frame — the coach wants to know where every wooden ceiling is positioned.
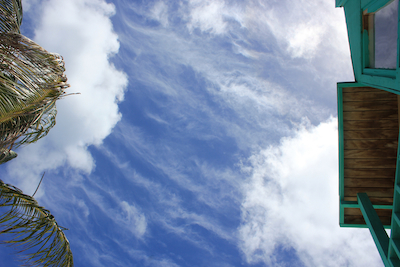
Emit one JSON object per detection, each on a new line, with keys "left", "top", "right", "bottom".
{"left": 341, "top": 86, "right": 398, "bottom": 226}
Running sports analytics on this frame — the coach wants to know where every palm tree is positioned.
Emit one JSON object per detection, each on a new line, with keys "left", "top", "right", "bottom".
{"left": 0, "top": 0, "right": 69, "bottom": 152}
{"left": 0, "top": 0, "right": 73, "bottom": 265}
{"left": 0, "top": 179, "right": 73, "bottom": 266}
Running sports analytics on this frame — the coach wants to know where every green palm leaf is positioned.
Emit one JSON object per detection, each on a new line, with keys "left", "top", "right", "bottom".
{"left": 0, "top": 0, "right": 69, "bottom": 150}
{"left": 0, "top": 179, "right": 73, "bottom": 266}
{"left": 0, "top": 0, "right": 22, "bottom": 34}
{"left": 0, "top": 32, "right": 69, "bottom": 149}
{"left": 0, "top": 148, "right": 16, "bottom": 164}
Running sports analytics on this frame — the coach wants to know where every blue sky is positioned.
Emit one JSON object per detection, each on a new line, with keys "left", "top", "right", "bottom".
{"left": 0, "top": 0, "right": 385, "bottom": 266}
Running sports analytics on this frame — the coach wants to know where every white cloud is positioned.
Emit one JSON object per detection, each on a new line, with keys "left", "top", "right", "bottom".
{"left": 76, "top": 198, "right": 90, "bottom": 218}
{"left": 150, "top": 1, "right": 170, "bottom": 27}
{"left": 243, "top": 0, "right": 349, "bottom": 59}
{"left": 287, "top": 22, "right": 324, "bottom": 58}
{"left": 186, "top": 0, "right": 243, "bottom": 35}
{"left": 238, "top": 118, "right": 383, "bottom": 266}
{"left": 187, "top": 0, "right": 227, "bottom": 34}
{"left": 118, "top": 201, "right": 147, "bottom": 238}
{"left": 7, "top": 0, "right": 127, "bottom": 191}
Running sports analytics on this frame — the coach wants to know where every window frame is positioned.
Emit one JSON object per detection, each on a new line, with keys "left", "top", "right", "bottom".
{"left": 362, "top": 0, "right": 399, "bottom": 78}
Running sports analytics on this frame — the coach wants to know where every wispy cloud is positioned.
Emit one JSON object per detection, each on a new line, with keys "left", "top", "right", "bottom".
{"left": 115, "top": 0, "right": 352, "bottom": 149}
{"left": 241, "top": 0, "right": 349, "bottom": 59}
{"left": 97, "top": 134, "right": 239, "bottom": 243}
{"left": 118, "top": 201, "right": 147, "bottom": 238}
{"left": 186, "top": 0, "right": 239, "bottom": 35}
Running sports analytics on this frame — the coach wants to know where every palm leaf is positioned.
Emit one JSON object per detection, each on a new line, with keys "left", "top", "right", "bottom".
{"left": 0, "top": 179, "right": 73, "bottom": 266}
{"left": 0, "top": 0, "right": 22, "bottom": 34}
{"left": 0, "top": 32, "right": 69, "bottom": 149}
{"left": 0, "top": 148, "right": 16, "bottom": 164}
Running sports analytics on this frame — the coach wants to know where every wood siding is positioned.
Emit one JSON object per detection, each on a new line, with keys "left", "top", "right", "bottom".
{"left": 342, "top": 87, "right": 398, "bottom": 225}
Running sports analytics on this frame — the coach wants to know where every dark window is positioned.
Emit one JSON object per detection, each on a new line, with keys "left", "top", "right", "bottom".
{"left": 363, "top": 0, "right": 398, "bottom": 69}
{"left": 374, "top": 0, "right": 398, "bottom": 69}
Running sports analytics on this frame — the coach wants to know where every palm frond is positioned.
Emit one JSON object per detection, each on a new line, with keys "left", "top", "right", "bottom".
{"left": 0, "top": 0, "right": 22, "bottom": 33}
{"left": 0, "top": 32, "right": 70, "bottom": 149}
{"left": 0, "top": 179, "right": 73, "bottom": 266}
{"left": 0, "top": 148, "right": 16, "bottom": 164}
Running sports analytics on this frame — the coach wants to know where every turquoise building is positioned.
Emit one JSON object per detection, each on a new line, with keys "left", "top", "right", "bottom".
{"left": 336, "top": 0, "right": 400, "bottom": 266}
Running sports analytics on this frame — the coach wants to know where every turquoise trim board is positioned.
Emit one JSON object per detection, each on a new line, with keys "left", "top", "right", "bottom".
{"left": 358, "top": 192, "right": 391, "bottom": 266}
{"left": 337, "top": 82, "right": 344, "bottom": 227}
{"left": 385, "top": 136, "right": 400, "bottom": 266}
{"left": 341, "top": 201, "right": 393, "bottom": 209}
{"left": 336, "top": 0, "right": 349, "bottom": 7}
{"left": 364, "top": 0, "right": 395, "bottom": 12}
{"left": 343, "top": 0, "right": 362, "bottom": 79}
{"left": 363, "top": 68, "right": 397, "bottom": 78}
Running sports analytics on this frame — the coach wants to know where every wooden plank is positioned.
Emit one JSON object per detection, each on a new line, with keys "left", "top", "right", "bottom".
{"left": 344, "top": 215, "right": 392, "bottom": 226}
{"left": 344, "top": 214, "right": 366, "bottom": 224}
{"left": 344, "top": 169, "right": 396, "bottom": 179}
{"left": 344, "top": 178, "right": 395, "bottom": 188}
{"left": 344, "top": 168, "right": 396, "bottom": 178}
{"left": 344, "top": 130, "right": 398, "bottom": 139}
{"left": 344, "top": 187, "right": 394, "bottom": 198}
{"left": 343, "top": 91, "right": 397, "bottom": 101}
{"left": 342, "top": 87, "right": 384, "bottom": 93}
{"left": 343, "top": 196, "right": 393, "bottom": 205}
{"left": 344, "top": 140, "right": 398, "bottom": 149}
{"left": 344, "top": 208, "right": 392, "bottom": 216}
{"left": 344, "top": 149, "right": 397, "bottom": 158}
{"left": 344, "top": 215, "right": 366, "bottom": 224}
{"left": 343, "top": 120, "right": 398, "bottom": 130}
{"left": 343, "top": 110, "right": 398, "bottom": 120}
{"left": 344, "top": 158, "right": 396, "bottom": 168}
{"left": 343, "top": 100, "right": 398, "bottom": 111}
